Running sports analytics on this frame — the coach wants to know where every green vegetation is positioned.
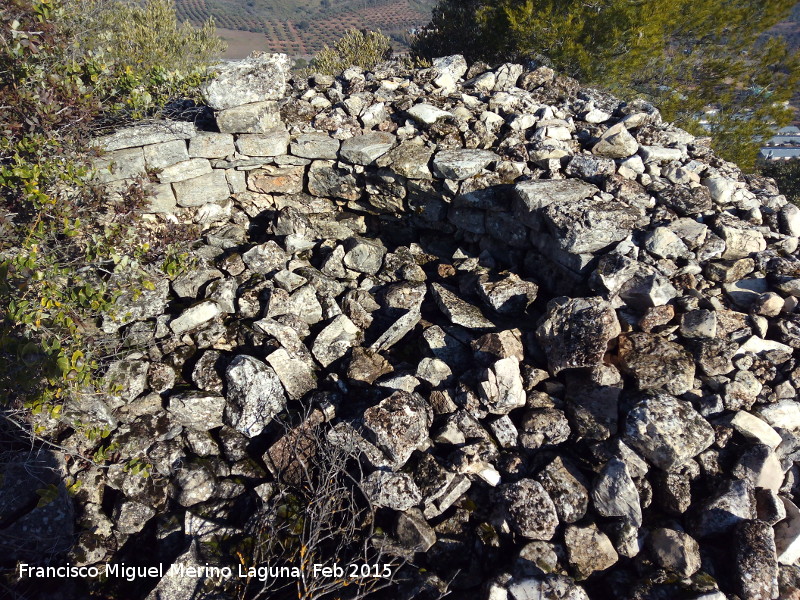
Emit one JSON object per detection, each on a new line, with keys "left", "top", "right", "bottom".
{"left": 0, "top": 0, "right": 221, "bottom": 443}
{"left": 759, "top": 159, "right": 800, "bottom": 204}
{"left": 308, "top": 28, "right": 392, "bottom": 75}
{"left": 413, "top": 0, "right": 800, "bottom": 170}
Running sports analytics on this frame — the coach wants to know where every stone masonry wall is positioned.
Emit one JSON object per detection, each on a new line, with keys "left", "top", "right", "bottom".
{"left": 47, "top": 51, "right": 800, "bottom": 599}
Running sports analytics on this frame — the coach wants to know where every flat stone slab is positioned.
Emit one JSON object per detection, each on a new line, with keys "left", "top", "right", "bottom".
{"left": 290, "top": 132, "right": 340, "bottom": 159}
{"left": 431, "top": 282, "right": 495, "bottom": 329}
{"left": 432, "top": 149, "right": 499, "bottom": 180}
{"left": 339, "top": 132, "right": 397, "bottom": 165}
{"left": 93, "top": 121, "right": 196, "bottom": 151}
{"left": 172, "top": 170, "right": 230, "bottom": 207}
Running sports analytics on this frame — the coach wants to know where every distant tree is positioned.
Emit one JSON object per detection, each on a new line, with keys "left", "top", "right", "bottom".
{"left": 759, "top": 159, "right": 800, "bottom": 204}
{"left": 413, "top": 0, "right": 800, "bottom": 170}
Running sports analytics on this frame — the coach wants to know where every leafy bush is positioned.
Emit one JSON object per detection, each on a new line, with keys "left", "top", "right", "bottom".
{"left": 309, "top": 28, "right": 392, "bottom": 76}
{"left": 66, "top": 0, "right": 225, "bottom": 119}
{"left": 758, "top": 159, "right": 800, "bottom": 204}
{"left": 0, "top": 0, "right": 220, "bottom": 443}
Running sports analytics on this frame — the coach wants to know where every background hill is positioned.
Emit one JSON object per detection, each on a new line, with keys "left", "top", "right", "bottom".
{"left": 174, "top": 0, "right": 435, "bottom": 56}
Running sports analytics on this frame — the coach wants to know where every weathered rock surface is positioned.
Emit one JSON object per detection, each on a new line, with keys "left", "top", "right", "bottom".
{"left": 59, "top": 53, "right": 800, "bottom": 600}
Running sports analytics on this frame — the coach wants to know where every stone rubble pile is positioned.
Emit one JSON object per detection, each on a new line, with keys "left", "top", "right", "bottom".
{"left": 10, "top": 52, "right": 800, "bottom": 599}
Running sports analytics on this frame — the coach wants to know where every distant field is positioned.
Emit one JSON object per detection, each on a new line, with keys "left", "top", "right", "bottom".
{"left": 176, "top": 0, "right": 435, "bottom": 56}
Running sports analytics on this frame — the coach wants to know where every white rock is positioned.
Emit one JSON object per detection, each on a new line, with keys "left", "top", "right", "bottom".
{"left": 756, "top": 399, "right": 800, "bottom": 431}
{"left": 406, "top": 103, "right": 453, "bottom": 125}
{"left": 728, "top": 411, "right": 783, "bottom": 450}
{"left": 776, "top": 497, "right": 800, "bottom": 565}
{"left": 639, "top": 145, "right": 683, "bottom": 163}
{"left": 169, "top": 300, "right": 221, "bottom": 334}
{"left": 735, "top": 336, "right": 793, "bottom": 357}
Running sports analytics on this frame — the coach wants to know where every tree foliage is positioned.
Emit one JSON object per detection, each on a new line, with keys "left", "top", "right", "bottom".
{"left": 413, "top": 0, "right": 800, "bottom": 170}
{"left": 309, "top": 28, "right": 392, "bottom": 76}
{"left": 759, "top": 159, "right": 800, "bottom": 204}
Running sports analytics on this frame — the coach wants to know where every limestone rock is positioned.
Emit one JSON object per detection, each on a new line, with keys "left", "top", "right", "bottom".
{"left": 497, "top": 479, "right": 559, "bottom": 541}
{"left": 617, "top": 333, "right": 696, "bottom": 395}
{"left": 647, "top": 528, "right": 701, "bottom": 578}
{"left": 363, "top": 391, "right": 431, "bottom": 466}
{"left": 431, "top": 282, "right": 496, "bottom": 329}
{"left": 432, "top": 149, "right": 499, "bottom": 180}
{"left": 624, "top": 393, "right": 714, "bottom": 470}
{"left": 536, "top": 297, "right": 620, "bottom": 375}
{"left": 564, "top": 523, "right": 618, "bottom": 580}
{"left": 224, "top": 355, "right": 286, "bottom": 438}
{"left": 201, "top": 53, "right": 290, "bottom": 110}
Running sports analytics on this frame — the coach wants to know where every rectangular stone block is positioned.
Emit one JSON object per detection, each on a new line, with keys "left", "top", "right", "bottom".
{"left": 92, "top": 121, "right": 196, "bottom": 151}
{"left": 143, "top": 139, "right": 189, "bottom": 170}
{"left": 235, "top": 129, "right": 290, "bottom": 157}
{"left": 172, "top": 170, "right": 231, "bottom": 207}
{"left": 143, "top": 183, "right": 177, "bottom": 214}
{"left": 216, "top": 101, "right": 282, "bottom": 134}
{"left": 247, "top": 165, "right": 305, "bottom": 195}
{"left": 225, "top": 169, "right": 247, "bottom": 194}
{"left": 189, "top": 132, "right": 235, "bottom": 158}
{"left": 92, "top": 148, "right": 146, "bottom": 183}
{"left": 157, "top": 158, "right": 212, "bottom": 184}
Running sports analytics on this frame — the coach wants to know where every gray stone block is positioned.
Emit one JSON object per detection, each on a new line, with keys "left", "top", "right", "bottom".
{"left": 217, "top": 101, "right": 282, "bottom": 134}
{"left": 172, "top": 170, "right": 231, "bottom": 207}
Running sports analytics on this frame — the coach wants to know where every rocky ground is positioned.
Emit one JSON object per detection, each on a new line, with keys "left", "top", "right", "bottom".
{"left": 4, "top": 53, "right": 800, "bottom": 599}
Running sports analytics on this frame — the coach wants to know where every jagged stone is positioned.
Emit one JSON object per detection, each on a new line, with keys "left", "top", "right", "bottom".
{"left": 536, "top": 456, "right": 589, "bottom": 524}
{"left": 377, "top": 140, "right": 433, "bottom": 179}
{"left": 591, "top": 458, "right": 642, "bottom": 527}
{"left": 167, "top": 391, "right": 225, "bottom": 430}
{"left": 431, "top": 282, "right": 495, "bottom": 329}
{"left": 201, "top": 53, "right": 290, "bottom": 110}
{"left": 617, "top": 333, "right": 695, "bottom": 395}
{"left": 592, "top": 123, "right": 638, "bottom": 158}
{"left": 173, "top": 461, "right": 216, "bottom": 507}
{"left": 265, "top": 348, "right": 316, "bottom": 400}
{"left": 564, "top": 523, "right": 618, "bottom": 580}
{"left": 479, "top": 357, "right": 527, "bottom": 415}
{"left": 536, "top": 296, "right": 620, "bottom": 375}
{"left": 732, "top": 520, "right": 779, "bottom": 600}
{"left": 224, "top": 355, "right": 286, "bottom": 438}
{"left": 625, "top": 393, "right": 714, "bottom": 470}
{"left": 519, "top": 408, "right": 570, "bottom": 449}
{"left": 497, "top": 479, "right": 559, "bottom": 541}
{"left": 311, "top": 314, "right": 360, "bottom": 367}
{"left": 407, "top": 103, "right": 453, "bottom": 124}
{"left": 363, "top": 391, "right": 431, "bottom": 467}
{"left": 693, "top": 479, "right": 756, "bottom": 537}
{"left": 647, "top": 528, "right": 701, "bottom": 578}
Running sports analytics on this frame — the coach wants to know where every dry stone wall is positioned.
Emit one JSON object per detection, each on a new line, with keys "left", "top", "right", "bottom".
{"left": 26, "top": 52, "right": 800, "bottom": 598}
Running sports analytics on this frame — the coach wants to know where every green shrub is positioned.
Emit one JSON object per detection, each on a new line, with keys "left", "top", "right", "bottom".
{"left": 309, "top": 28, "right": 392, "bottom": 76}
{"left": 0, "top": 0, "right": 219, "bottom": 446}
{"left": 758, "top": 159, "right": 800, "bottom": 204}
